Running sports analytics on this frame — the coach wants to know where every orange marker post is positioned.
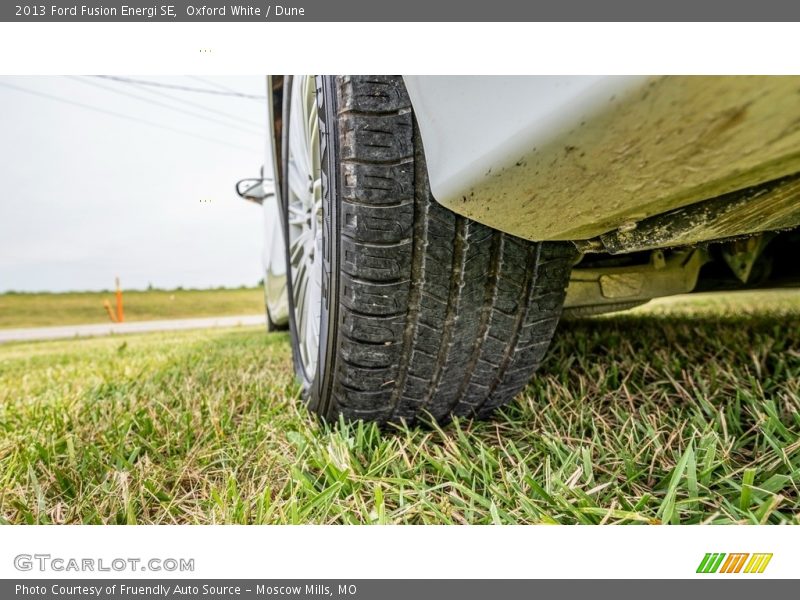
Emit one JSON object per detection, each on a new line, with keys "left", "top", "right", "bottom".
{"left": 115, "top": 277, "right": 125, "bottom": 323}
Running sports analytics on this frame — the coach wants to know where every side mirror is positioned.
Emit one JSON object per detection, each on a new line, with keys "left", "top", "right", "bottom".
{"left": 235, "top": 177, "right": 275, "bottom": 205}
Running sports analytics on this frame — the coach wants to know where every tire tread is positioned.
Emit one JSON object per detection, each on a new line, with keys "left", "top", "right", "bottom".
{"left": 319, "top": 76, "right": 575, "bottom": 424}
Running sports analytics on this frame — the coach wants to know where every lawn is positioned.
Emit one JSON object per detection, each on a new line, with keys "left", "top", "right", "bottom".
{"left": 0, "top": 287, "right": 264, "bottom": 329}
{"left": 0, "top": 290, "right": 798, "bottom": 524}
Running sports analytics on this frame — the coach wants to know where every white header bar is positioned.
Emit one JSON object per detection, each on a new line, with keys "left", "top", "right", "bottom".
{"left": 1, "top": 23, "right": 800, "bottom": 75}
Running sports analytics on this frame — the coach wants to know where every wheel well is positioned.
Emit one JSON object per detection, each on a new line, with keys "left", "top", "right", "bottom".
{"left": 270, "top": 75, "right": 285, "bottom": 191}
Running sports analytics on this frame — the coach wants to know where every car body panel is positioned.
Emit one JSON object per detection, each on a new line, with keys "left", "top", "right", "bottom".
{"left": 262, "top": 75, "right": 289, "bottom": 325}
{"left": 404, "top": 75, "right": 800, "bottom": 241}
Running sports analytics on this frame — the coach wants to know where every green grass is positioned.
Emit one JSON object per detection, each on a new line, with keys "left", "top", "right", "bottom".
{"left": 0, "top": 290, "right": 798, "bottom": 524}
{"left": 0, "top": 287, "right": 264, "bottom": 329}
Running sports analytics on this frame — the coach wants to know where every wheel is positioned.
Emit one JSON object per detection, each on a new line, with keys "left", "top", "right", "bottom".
{"left": 281, "top": 75, "right": 576, "bottom": 425}
{"left": 265, "top": 305, "right": 287, "bottom": 332}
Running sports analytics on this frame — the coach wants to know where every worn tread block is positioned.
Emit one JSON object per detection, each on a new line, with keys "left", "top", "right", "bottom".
{"left": 338, "top": 76, "right": 412, "bottom": 114}
{"left": 341, "top": 237, "right": 412, "bottom": 282}
{"left": 340, "top": 113, "right": 413, "bottom": 163}
{"left": 342, "top": 201, "right": 414, "bottom": 243}
{"left": 341, "top": 162, "right": 413, "bottom": 205}
{"left": 340, "top": 273, "right": 409, "bottom": 315}
{"left": 339, "top": 311, "right": 405, "bottom": 344}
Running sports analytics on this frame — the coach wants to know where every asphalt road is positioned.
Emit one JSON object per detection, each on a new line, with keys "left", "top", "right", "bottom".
{"left": 0, "top": 314, "right": 267, "bottom": 343}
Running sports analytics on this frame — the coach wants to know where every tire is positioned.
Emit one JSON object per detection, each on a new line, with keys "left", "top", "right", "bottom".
{"left": 265, "top": 306, "right": 286, "bottom": 332}
{"left": 282, "top": 75, "right": 576, "bottom": 425}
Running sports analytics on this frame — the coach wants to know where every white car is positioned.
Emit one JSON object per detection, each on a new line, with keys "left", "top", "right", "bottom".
{"left": 237, "top": 75, "right": 800, "bottom": 424}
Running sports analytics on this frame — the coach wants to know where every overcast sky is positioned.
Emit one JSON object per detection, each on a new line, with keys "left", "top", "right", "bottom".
{"left": 0, "top": 75, "right": 268, "bottom": 293}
